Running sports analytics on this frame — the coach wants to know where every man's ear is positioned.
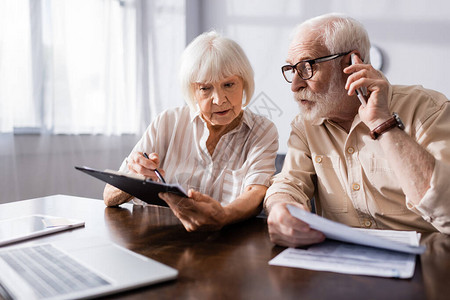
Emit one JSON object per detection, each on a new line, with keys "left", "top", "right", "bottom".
{"left": 344, "top": 51, "right": 361, "bottom": 67}
{"left": 341, "top": 52, "right": 354, "bottom": 69}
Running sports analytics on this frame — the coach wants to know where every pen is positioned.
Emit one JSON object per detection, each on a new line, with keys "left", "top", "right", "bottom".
{"left": 143, "top": 152, "right": 166, "bottom": 183}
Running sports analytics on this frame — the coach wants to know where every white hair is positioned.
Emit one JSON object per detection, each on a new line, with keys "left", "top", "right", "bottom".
{"left": 292, "top": 13, "right": 371, "bottom": 63}
{"left": 179, "top": 31, "right": 255, "bottom": 110}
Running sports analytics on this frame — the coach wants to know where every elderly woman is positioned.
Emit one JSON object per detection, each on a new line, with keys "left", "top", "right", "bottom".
{"left": 104, "top": 31, "right": 278, "bottom": 231}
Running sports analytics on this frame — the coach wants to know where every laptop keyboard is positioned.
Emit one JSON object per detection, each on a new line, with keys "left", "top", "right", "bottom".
{"left": 0, "top": 244, "right": 110, "bottom": 299}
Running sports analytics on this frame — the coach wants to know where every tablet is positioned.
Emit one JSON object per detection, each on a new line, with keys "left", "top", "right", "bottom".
{"left": 0, "top": 215, "right": 85, "bottom": 246}
{"left": 75, "top": 166, "right": 188, "bottom": 207}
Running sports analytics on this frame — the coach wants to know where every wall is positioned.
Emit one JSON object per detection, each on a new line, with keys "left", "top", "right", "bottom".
{"left": 192, "top": 0, "right": 450, "bottom": 153}
{"left": 0, "top": 134, "right": 139, "bottom": 203}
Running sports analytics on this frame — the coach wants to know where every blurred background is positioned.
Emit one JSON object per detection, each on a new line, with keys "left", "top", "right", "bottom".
{"left": 1, "top": 0, "right": 449, "bottom": 203}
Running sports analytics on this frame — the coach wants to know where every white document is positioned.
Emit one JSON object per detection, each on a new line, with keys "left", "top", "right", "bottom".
{"left": 269, "top": 240, "right": 417, "bottom": 278}
{"left": 286, "top": 204, "right": 425, "bottom": 254}
{"left": 269, "top": 205, "right": 424, "bottom": 278}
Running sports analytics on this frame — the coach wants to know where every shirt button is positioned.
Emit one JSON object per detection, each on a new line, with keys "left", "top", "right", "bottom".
{"left": 347, "top": 147, "right": 355, "bottom": 154}
{"left": 315, "top": 156, "right": 323, "bottom": 163}
{"left": 406, "top": 202, "right": 414, "bottom": 209}
{"left": 352, "top": 183, "right": 360, "bottom": 191}
{"left": 364, "top": 220, "right": 372, "bottom": 227}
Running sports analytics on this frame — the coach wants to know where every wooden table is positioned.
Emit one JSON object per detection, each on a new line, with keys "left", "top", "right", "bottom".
{"left": 0, "top": 195, "right": 448, "bottom": 300}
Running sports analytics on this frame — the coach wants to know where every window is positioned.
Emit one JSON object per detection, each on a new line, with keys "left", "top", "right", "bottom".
{"left": 0, "top": 0, "right": 185, "bottom": 134}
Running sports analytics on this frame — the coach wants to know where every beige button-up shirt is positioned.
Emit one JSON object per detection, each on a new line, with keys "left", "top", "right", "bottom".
{"left": 120, "top": 106, "right": 279, "bottom": 205}
{"left": 265, "top": 85, "right": 450, "bottom": 234}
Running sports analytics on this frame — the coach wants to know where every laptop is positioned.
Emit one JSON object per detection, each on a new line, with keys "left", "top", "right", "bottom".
{"left": 0, "top": 236, "right": 178, "bottom": 299}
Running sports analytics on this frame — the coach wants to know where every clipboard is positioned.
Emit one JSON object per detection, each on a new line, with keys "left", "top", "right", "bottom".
{"left": 75, "top": 166, "right": 188, "bottom": 207}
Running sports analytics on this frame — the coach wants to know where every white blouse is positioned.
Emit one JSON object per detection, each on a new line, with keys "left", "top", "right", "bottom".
{"left": 119, "top": 105, "right": 279, "bottom": 205}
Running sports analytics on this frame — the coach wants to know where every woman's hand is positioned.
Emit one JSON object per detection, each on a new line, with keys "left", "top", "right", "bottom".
{"left": 127, "top": 152, "right": 165, "bottom": 182}
{"left": 159, "top": 189, "right": 228, "bottom": 232}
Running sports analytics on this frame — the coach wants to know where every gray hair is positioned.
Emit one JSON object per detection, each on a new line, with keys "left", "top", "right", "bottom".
{"left": 179, "top": 31, "right": 255, "bottom": 111}
{"left": 293, "top": 13, "right": 371, "bottom": 63}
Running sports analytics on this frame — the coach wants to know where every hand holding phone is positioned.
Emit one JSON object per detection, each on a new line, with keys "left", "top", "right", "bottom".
{"left": 350, "top": 53, "right": 367, "bottom": 107}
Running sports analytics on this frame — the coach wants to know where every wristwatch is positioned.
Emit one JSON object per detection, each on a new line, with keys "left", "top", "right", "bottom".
{"left": 370, "top": 112, "right": 405, "bottom": 140}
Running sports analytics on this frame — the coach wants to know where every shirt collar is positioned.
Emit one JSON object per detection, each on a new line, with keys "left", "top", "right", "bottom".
{"left": 189, "top": 105, "right": 200, "bottom": 122}
{"left": 312, "top": 117, "right": 326, "bottom": 126}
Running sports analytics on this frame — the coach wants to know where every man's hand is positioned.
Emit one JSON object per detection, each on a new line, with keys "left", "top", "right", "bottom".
{"left": 267, "top": 202, "right": 325, "bottom": 248}
{"left": 345, "top": 54, "right": 435, "bottom": 206}
{"left": 344, "top": 54, "right": 392, "bottom": 130}
{"left": 159, "top": 189, "right": 228, "bottom": 232}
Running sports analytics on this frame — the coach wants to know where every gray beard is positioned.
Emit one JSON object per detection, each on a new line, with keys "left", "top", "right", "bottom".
{"left": 294, "top": 73, "right": 348, "bottom": 123}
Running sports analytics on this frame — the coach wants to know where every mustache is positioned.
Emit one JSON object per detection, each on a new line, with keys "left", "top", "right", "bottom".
{"left": 294, "top": 84, "right": 345, "bottom": 103}
{"left": 294, "top": 89, "right": 321, "bottom": 102}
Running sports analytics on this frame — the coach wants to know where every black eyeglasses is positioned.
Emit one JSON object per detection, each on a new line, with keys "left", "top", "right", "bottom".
{"left": 281, "top": 51, "right": 350, "bottom": 83}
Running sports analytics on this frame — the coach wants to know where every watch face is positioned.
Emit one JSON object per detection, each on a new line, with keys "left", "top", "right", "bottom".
{"left": 393, "top": 112, "right": 405, "bottom": 130}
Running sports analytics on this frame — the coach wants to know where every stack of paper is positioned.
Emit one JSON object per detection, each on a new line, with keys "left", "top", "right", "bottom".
{"left": 269, "top": 205, "right": 424, "bottom": 278}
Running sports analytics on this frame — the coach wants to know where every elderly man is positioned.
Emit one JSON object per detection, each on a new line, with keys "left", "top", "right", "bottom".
{"left": 265, "top": 13, "right": 450, "bottom": 247}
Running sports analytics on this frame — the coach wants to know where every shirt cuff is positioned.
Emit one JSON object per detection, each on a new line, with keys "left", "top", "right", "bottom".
{"left": 406, "top": 160, "right": 450, "bottom": 234}
{"left": 264, "top": 181, "right": 312, "bottom": 214}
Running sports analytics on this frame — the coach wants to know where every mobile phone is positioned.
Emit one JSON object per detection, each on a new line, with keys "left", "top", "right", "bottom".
{"left": 350, "top": 53, "right": 367, "bottom": 107}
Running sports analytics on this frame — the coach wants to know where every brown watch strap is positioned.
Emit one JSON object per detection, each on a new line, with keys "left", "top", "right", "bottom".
{"left": 370, "top": 113, "right": 404, "bottom": 140}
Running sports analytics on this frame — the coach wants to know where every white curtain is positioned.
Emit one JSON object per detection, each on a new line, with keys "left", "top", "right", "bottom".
{"left": 0, "top": 0, "right": 185, "bottom": 134}
{"left": 0, "top": 0, "right": 35, "bottom": 132}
